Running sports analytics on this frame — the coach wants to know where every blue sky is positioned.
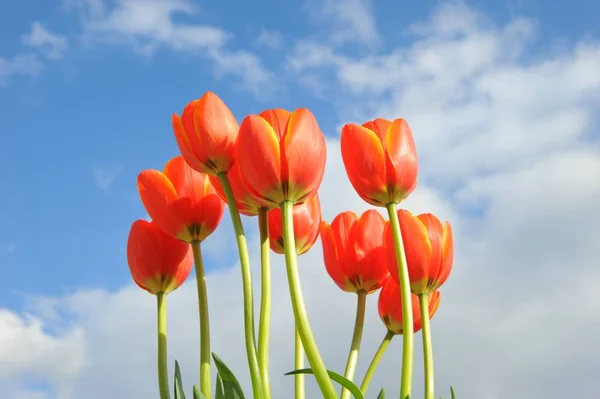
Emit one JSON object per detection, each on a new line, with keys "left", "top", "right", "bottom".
{"left": 1, "top": 1, "right": 600, "bottom": 399}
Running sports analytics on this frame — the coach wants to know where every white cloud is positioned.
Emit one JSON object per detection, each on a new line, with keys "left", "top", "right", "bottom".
{"left": 93, "top": 166, "right": 121, "bottom": 191}
{"left": 0, "top": 54, "right": 44, "bottom": 87}
{"left": 256, "top": 29, "right": 284, "bottom": 50}
{"left": 4, "top": 1, "right": 600, "bottom": 398}
{"left": 21, "top": 22, "right": 69, "bottom": 60}
{"left": 66, "top": 0, "right": 274, "bottom": 96}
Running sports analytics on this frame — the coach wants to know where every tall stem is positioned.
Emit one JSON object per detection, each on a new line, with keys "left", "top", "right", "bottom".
{"left": 281, "top": 200, "right": 338, "bottom": 399}
{"left": 257, "top": 208, "right": 273, "bottom": 399}
{"left": 359, "top": 330, "right": 394, "bottom": 396}
{"left": 217, "top": 172, "right": 264, "bottom": 399}
{"left": 295, "top": 326, "right": 305, "bottom": 399}
{"left": 191, "top": 241, "right": 211, "bottom": 398}
{"left": 340, "top": 291, "right": 367, "bottom": 399}
{"left": 385, "top": 203, "right": 414, "bottom": 399}
{"left": 419, "top": 293, "right": 434, "bottom": 399}
{"left": 156, "top": 291, "right": 171, "bottom": 399}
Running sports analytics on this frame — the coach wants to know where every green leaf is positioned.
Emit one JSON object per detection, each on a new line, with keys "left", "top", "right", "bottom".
{"left": 211, "top": 353, "right": 246, "bottom": 399}
{"left": 215, "top": 373, "right": 225, "bottom": 399}
{"left": 192, "top": 385, "right": 207, "bottom": 399}
{"left": 174, "top": 360, "right": 186, "bottom": 399}
{"left": 376, "top": 388, "right": 385, "bottom": 398}
{"left": 285, "top": 368, "right": 364, "bottom": 399}
{"left": 450, "top": 386, "right": 456, "bottom": 399}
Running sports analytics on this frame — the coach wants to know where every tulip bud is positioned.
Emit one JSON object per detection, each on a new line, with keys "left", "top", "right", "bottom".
{"left": 267, "top": 194, "right": 321, "bottom": 255}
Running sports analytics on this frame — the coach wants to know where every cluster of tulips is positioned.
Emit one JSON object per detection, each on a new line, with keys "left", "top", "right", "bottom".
{"left": 126, "top": 92, "right": 454, "bottom": 399}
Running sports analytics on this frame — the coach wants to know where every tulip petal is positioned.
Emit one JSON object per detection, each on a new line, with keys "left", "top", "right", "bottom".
{"left": 398, "top": 210, "right": 432, "bottom": 293}
{"left": 237, "top": 114, "right": 283, "bottom": 206}
{"left": 417, "top": 213, "right": 444, "bottom": 288}
{"left": 384, "top": 119, "right": 418, "bottom": 202}
{"left": 163, "top": 156, "right": 206, "bottom": 203}
{"left": 259, "top": 108, "right": 292, "bottom": 141}
{"left": 437, "top": 222, "right": 454, "bottom": 288}
{"left": 362, "top": 118, "right": 391, "bottom": 143}
{"left": 341, "top": 123, "right": 388, "bottom": 206}
{"left": 281, "top": 108, "right": 327, "bottom": 202}
{"left": 321, "top": 221, "right": 351, "bottom": 292}
{"left": 137, "top": 170, "right": 188, "bottom": 240}
{"left": 172, "top": 114, "right": 207, "bottom": 173}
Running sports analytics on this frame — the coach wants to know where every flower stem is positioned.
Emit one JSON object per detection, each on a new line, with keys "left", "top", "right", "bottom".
{"left": 280, "top": 200, "right": 338, "bottom": 399}
{"left": 359, "top": 330, "right": 394, "bottom": 396}
{"left": 156, "top": 291, "right": 171, "bottom": 399}
{"left": 217, "top": 172, "right": 264, "bottom": 399}
{"left": 257, "top": 208, "right": 273, "bottom": 399}
{"left": 295, "top": 325, "right": 305, "bottom": 399}
{"left": 385, "top": 203, "right": 414, "bottom": 399}
{"left": 340, "top": 291, "right": 367, "bottom": 399}
{"left": 419, "top": 293, "right": 434, "bottom": 399}
{"left": 191, "top": 241, "right": 211, "bottom": 398}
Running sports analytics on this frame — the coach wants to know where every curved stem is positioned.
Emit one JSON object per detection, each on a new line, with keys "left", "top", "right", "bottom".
{"left": 340, "top": 291, "right": 367, "bottom": 399}
{"left": 191, "top": 241, "right": 211, "bottom": 398}
{"left": 281, "top": 200, "right": 338, "bottom": 399}
{"left": 257, "top": 208, "right": 273, "bottom": 399}
{"left": 419, "top": 293, "right": 434, "bottom": 399}
{"left": 156, "top": 291, "right": 171, "bottom": 399}
{"left": 217, "top": 172, "right": 264, "bottom": 399}
{"left": 359, "top": 330, "right": 394, "bottom": 396}
{"left": 295, "top": 326, "right": 305, "bottom": 399}
{"left": 385, "top": 203, "right": 414, "bottom": 399}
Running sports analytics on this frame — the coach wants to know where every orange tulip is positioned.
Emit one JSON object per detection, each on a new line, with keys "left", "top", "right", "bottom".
{"left": 127, "top": 220, "right": 193, "bottom": 295}
{"left": 321, "top": 210, "right": 390, "bottom": 294}
{"left": 341, "top": 118, "right": 418, "bottom": 207}
{"left": 378, "top": 278, "right": 440, "bottom": 334}
{"left": 237, "top": 108, "right": 327, "bottom": 208}
{"left": 172, "top": 92, "right": 239, "bottom": 175}
{"left": 384, "top": 210, "right": 454, "bottom": 295}
{"left": 268, "top": 194, "right": 322, "bottom": 255}
{"left": 209, "top": 160, "right": 267, "bottom": 217}
{"left": 137, "top": 156, "right": 226, "bottom": 243}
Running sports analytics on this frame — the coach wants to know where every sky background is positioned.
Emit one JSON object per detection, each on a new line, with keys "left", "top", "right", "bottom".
{"left": 1, "top": 0, "right": 600, "bottom": 398}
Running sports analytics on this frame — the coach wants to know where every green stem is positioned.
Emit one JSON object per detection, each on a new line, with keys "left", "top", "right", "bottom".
{"left": 191, "top": 241, "right": 211, "bottom": 398}
{"left": 257, "top": 208, "right": 273, "bottom": 399}
{"left": 340, "top": 291, "right": 367, "bottom": 399}
{"left": 217, "top": 172, "right": 264, "bottom": 399}
{"left": 295, "top": 325, "right": 305, "bottom": 399}
{"left": 280, "top": 200, "right": 338, "bottom": 399}
{"left": 419, "top": 293, "right": 434, "bottom": 399}
{"left": 156, "top": 291, "right": 171, "bottom": 399}
{"left": 359, "top": 330, "right": 394, "bottom": 396}
{"left": 385, "top": 203, "right": 414, "bottom": 399}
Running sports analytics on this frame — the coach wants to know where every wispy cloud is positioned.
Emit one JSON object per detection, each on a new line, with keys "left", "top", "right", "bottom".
{"left": 93, "top": 166, "right": 121, "bottom": 191}
{"left": 0, "top": 54, "right": 44, "bottom": 87}
{"left": 256, "top": 29, "right": 284, "bottom": 50}
{"left": 21, "top": 22, "right": 69, "bottom": 60}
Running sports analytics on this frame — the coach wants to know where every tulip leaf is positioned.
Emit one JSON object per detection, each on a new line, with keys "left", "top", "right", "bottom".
{"left": 450, "top": 386, "right": 456, "bottom": 399}
{"left": 377, "top": 388, "right": 385, "bottom": 398}
{"left": 174, "top": 360, "right": 187, "bottom": 399}
{"left": 192, "top": 385, "right": 207, "bottom": 399}
{"left": 215, "top": 373, "right": 225, "bottom": 399}
{"left": 284, "top": 368, "right": 364, "bottom": 399}
{"left": 211, "top": 353, "right": 246, "bottom": 399}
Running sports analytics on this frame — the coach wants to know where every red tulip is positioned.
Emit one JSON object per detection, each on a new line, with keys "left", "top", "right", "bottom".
{"left": 321, "top": 210, "right": 390, "bottom": 294}
{"left": 237, "top": 108, "right": 327, "bottom": 208}
{"left": 341, "top": 118, "right": 417, "bottom": 207}
{"left": 384, "top": 210, "right": 454, "bottom": 294}
{"left": 127, "top": 220, "right": 193, "bottom": 295}
{"left": 268, "top": 194, "right": 321, "bottom": 255}
{"left": 378, "top": 278, "right": 440, "bottom": 334}
{"left": 172, "top": 92, "right": 239, "bottom": 175}
{"left": 209, "top": 160, "right": 267, "bottom": 217}
{"left": 137, "top": 156, "right": 226, "bottom": 243}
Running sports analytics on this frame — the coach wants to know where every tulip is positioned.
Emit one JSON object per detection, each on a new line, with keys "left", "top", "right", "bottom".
{"left": 385, "top": 210, "right": 454, "bottom": 295}
{"left": 172, "top": 91, "right": 239, "bottom": 175}
{"left": 137, "top": 156, "right": 226, "bottom": 243}
{"left": 341, "top": 118, "right": 419, "bottom": 398}
{"left": 237, "top": 108, "right": 327, "bottom": 208}
{"left": 268, "top": 194, "right": 321, "bottom": 255}
{"left": 321, "top": 210, "right": 390, "bottom": 294}
{"left": 127, "top": 219, "right": 193, "bottom": 399}
{"left": 340, "top": 118, "right": 417, "bottom": 207}
{"left": 209, "top": 160, "right": 267, "bottom": 217}
{"left": 138, "top": 155, "right": 226, "bottom": 398}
